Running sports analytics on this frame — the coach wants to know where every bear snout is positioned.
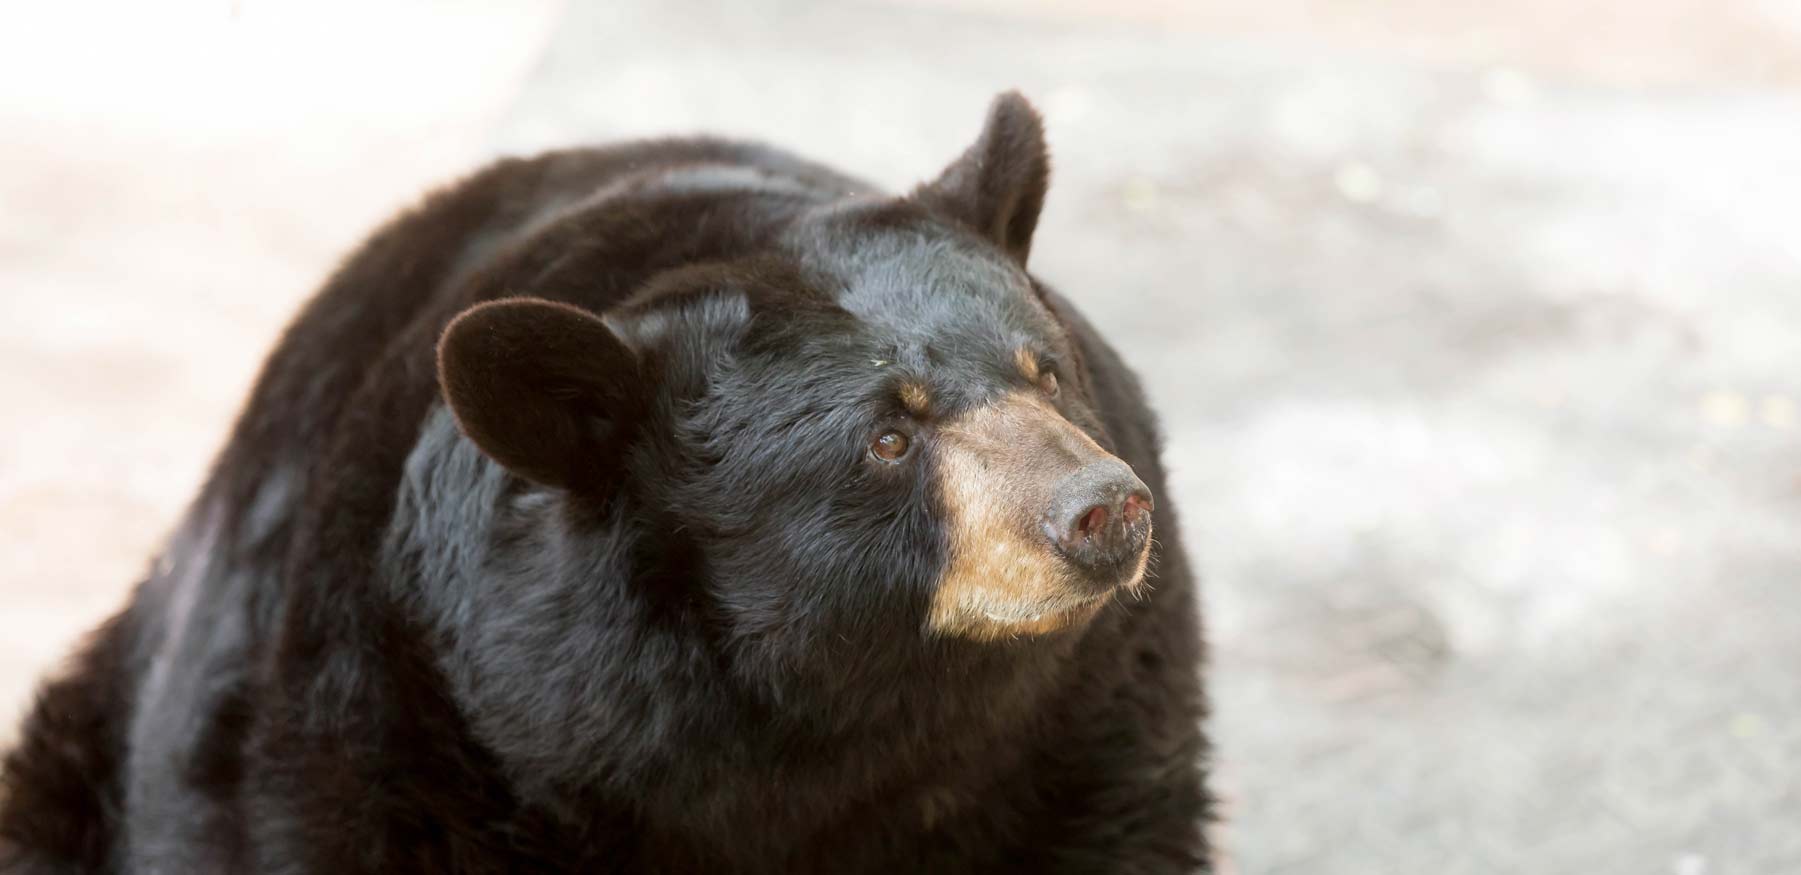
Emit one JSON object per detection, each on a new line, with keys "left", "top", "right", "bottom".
{"left": 1040, "top": 460, "right": 1154, "bottom": 589}
{"left": 925, "top": 391, "right": 1153, "bottom": 640}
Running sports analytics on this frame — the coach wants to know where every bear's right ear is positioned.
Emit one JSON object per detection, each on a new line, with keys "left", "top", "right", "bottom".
{"left": 912, "top": 90, "right": 1051, "bottom": 265}
{"left": 437, "top": 298, "right": 647, "bottom": 491}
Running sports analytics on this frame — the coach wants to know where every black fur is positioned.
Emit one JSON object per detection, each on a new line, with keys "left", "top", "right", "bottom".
{"left": 1, "top": 92, "right": 1210, "bottom": 873}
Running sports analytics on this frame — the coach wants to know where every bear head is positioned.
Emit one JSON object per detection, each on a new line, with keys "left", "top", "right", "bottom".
{"left": 435, "top": 93, "right": 1155, "bottom": 660}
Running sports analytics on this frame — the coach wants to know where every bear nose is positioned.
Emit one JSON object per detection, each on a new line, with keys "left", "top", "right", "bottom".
{"left": 1042, "top": 460, "right": 1154, "bottom": 586}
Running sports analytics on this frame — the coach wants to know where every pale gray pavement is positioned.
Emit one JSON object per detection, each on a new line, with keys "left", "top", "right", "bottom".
{"left": 4, "top": 2, "right": 1800, "bottom": 871}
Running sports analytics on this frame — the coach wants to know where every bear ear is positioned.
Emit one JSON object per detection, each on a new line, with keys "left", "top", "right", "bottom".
{"left": 437, "top": 298, "right": 647, "bottom": 491}
{"left": 912, "top": 90, "right": 1051, "bottom": 265}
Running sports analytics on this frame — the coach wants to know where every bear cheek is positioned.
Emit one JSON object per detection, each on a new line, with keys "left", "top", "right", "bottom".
{"left": 923, "top": 392, "right": 1107, "bottom": 642}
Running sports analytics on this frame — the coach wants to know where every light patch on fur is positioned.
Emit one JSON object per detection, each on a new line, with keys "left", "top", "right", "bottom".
{"left": 654, "top": 163, "right": 819, "bottom": 198}
{"left": 1013, "top": 346, "right": 1039, "bottom": 382}
{"left": 926, "top": 391, "right": 1149, "bottom": 641}
{"left": 899, "top": 382, "right": 932, "bottom": 416}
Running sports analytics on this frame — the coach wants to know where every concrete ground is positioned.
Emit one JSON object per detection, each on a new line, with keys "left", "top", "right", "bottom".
{"left": 4, "top": 1, "right": 1800, "bottom": 871}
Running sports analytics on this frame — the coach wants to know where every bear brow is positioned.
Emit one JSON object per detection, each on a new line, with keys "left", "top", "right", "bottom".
{"left": 898, "top": 382, "right": 932, "bottom": 416}
{"left": 1013, "top": 346, "right": 1040, "bottom": 381}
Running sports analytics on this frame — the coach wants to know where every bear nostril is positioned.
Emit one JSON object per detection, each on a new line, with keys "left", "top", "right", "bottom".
{"left": 1077, "top": 504, "right": 1109, "bottom": 538}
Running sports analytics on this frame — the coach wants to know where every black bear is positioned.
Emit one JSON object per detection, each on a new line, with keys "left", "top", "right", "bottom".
{"left": 0, "top": 92, "right": 1209, "bottom": 873}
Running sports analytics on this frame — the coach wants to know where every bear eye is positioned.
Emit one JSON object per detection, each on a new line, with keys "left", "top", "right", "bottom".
{"left": 1038, "top": 369, "right": 1060, "bottom": 399}
{"left": 870, "top": 429, "right": 912, "bottom": 463}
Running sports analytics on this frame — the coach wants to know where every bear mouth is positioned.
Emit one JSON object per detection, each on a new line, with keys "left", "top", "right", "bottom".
{"left": 957, "top": 535, "right": 1153, "bottom": 638}
{"left": 978, "top": 591, "right": 1110, "bottom": 628}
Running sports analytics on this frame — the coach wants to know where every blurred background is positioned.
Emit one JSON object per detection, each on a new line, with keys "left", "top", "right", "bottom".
{"left": 4, "top": 1, "right": 1800, "bottom": 870}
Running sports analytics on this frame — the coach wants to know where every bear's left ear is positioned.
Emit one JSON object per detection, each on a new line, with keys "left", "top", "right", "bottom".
{"left": 912, "top": 90, "right": 1051, "bottom": 265}
{"left": 437, "top": 298, "right": 648, "bottom": 492}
